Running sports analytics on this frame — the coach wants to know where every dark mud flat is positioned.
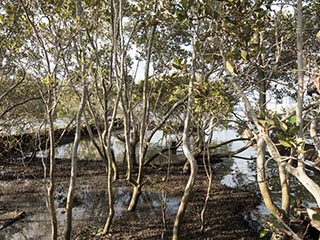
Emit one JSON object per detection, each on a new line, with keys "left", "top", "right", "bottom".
{"left": 0, "top": 157, "right": 260, "bottom": 240}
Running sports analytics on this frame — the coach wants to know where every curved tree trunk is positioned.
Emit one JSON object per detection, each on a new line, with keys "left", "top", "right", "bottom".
{"left": 172, "top": 17, "right": 198, "bottom": 240}
{"left": 20, "top": 2, "right": 59, "bottom": 239}
{"left": 279, "top": 164, "right": 290, "bottom": 213}
{"left": 64, "top": 85, "right": 87, "bottom": 239}
{"left": 257, "top": 21, "right": 290, "bottom": 217}
{"left": 200, "top": 125, "right": 214, "bottom": 232}
{"left": 256, "top": 137, "right": 284, "bottom": 219}
{"left": 64, "top": 2, "right": 87, "bottom": 238}
{"left": 127, "top": 184, "right": 142, "bottom": 211}
{"left": 172, "top": 94, "right": 198, "bottom": 239}
{"left": 127, "top": 24, "right": 156, "bottom": 212}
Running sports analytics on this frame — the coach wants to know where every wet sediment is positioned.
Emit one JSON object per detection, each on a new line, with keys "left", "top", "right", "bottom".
{"left": 0, "top": 157, "right": 260, "bottom": 240}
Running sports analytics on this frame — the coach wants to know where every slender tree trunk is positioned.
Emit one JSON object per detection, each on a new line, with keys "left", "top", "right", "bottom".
{"left": 200, "top": 121, "right": 213, "bottom": 232}
{"left": 293, "top": 0, "right": 320, "bottom": 207}
{"left": 200, "top": 154, "right": 213, "bottom": 231}
{"left": 102, "top": 54, "right": 122, "bottom": 237}
{"left": 279, "top": 164, "right": 290, "bottom": 213}
{"left": 229, "top": 77, "right": 288, "bottom": 220}
{"left": 127, "top": 184, "right": 142, "bottom": 211}
{"left": 20, "top": 2, "right": 59, "bottom": 239}
{"left": 172, "top": 19, "right": 198, "bottom": 240}
{"left": 47, "top": 109, "right": 58, "bottom": 240}
{"left": 127, "top": 24, "right": 156, "bottom": 211}
{"left": 296, "top": 0, "right": 306, "bottom": 171}
{"left": 123, "top": 113, "right": 133, "bottom": 180}
{"left": 261, "top": 132, "right": 320, "bottom": 205}
{"left": 172, "top": 91, "right": 198, "bottom": 240}
{"left": 130, "top": 140, "right": 137, "bottom": 167}
{"left": 296, "top": 0, "right": 304, "bottom": 141}
{"left": 102, "top": 95, "right": 120, "bottom": 234}
{"left": 101, "top": 0, "right": 124, "bottom": 233}
{"left": 286, "top": 166, "right": 320, "bottom": 206}
{"left": 256, "top": 137, "right": 284, "bottom": 219}
{"left": 113, "top": 0, "right": 134, "bottom": 182}
{"left": 64, "top": 85, "right": 87, "bottom": 239}
{"left": 258, "top": 28, "right": 290, "bottom": 215}
{"left": 64, "top": 2, "right": 87, "bottom": 238}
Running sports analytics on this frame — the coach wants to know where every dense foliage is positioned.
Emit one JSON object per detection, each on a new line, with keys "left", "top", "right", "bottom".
{"left": 1, "top": 0, "right": 320, "bottom": 239}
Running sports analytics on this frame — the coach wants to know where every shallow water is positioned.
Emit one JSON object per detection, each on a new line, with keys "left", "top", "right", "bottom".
{"left": 0, "top": 178, "right": 179, "bottom": 240}
{"left": 212, "top": 129, "right": 320, "bottom": 212}
{"left": 1, "top": 128, "right": 320, "bottom": 239}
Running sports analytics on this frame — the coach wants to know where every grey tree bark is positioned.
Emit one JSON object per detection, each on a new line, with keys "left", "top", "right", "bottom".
{"left": 101, "top": 0, "right": 123, "bottom": 233}
{"left": 127, "top": 24, "right": 157, "bottom": 211}
{"left": 20, "top": 2, "right": 59, "bottom": 238}
{"left": 47, "top": 105, "right": 58, "bottom": 240}
{"left": 64, "top": 1, "right": 88, "bottom": 239}
{"left": 172, "top": 18, "right": 198, "bottom": 240}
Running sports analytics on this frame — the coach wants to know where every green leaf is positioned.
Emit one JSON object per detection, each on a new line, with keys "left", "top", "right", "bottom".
{"left": 313, "top": 213, "right": 320, "bottom": 221}
{"left": 259, "top": 229, "right": 269, "bottom": 238}
{"left": 279, "top": 139, "right": 292, "bottom": 148}
{"left": 176, "top": 9, "right": 187, "bottom": 21}
{"left": 180, "top": 0, "right": 188, "bottom": 9}
{"left": 42, "top": 75, "right": 54, "bottom": 85}
{"left": 240, "top": 49, "right": 248, "bottom": 61}
{"left": 172, "top": 63, "right": 182, "bottom": 70}
{"left": 316, "top": 31, "right": 320, "bottom": 39}
{"left": 278, "top": 121, "right": 288, "bottom": 132}
{"left": 297, "top": 148, "right": 307, "bottom": 154}
{"left": 173, "top": 57, "right": 181, "bottom": 65}
{"left": 226, "top": 59, "right": 235, "bottom": 74}
{"left": 288, "top": 115, "right": 297, "bottom": 124}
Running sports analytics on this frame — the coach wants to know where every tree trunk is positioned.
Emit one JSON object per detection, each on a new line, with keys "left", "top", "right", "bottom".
{"left": 172, "top": 16, "right": 198, "bottom": 240}
{"left": 101, "top": 115, "right": 117, "bottom": 234}
{"left": 124, "top": 115, "right": 133, "bottom": 181}
{"left": 127, "top": 184, "right": 142, "bottom": 211}
{"left": 256, "top": 137, "right": 284, "bottom": 219}
{"left": 286, "top": 165, "right": 320, "bottom": 206}
{"left": 279, "top": 164, "right": 290, "bottom": 213}
{"left": 296, "top": 0, "right": 304, "bottom": 139}
{"left": 102, "top": 133, "right": 116, "bottom": 233}
{"left": 200, "top": 158, "right": 213, "bottom": 232}
{"left": 101, "top": 0, "right": 123, "bottom": 233}
{"left": 257, "top": 26, "right": 290, "bottom": 215}
{"left": 64, "top": 2, "right": 87, "bottom": 238}
{"left": 261, "top": 132, "right": 320, "bottom": 206}
{"left": 47, "top": 110, "right": 58, "bottom": 240}
{"left": 64, "top": 85, "right": 87, "bottom": 239}
{"left": 172, "top": 118, "right": 198, "bottom": 240}
{"left": 127, "top": 24, "right": 156, "bottom": 211}
{"left": 291, "top": 0, "right": 320, "bottom": 207}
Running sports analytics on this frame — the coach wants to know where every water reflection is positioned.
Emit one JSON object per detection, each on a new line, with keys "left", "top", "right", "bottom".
{"left": 213, "top": 128, "right": 320, "bottom": 213}
{"left": 0, "top": 179, "right": 179, "bottom": 240}
{"left": 53, "top": 128, "right": 319, "bottom": 211}
{"left": 2, "top": 128, "right": 320, "bottom": 239}
{"left": 51, "top": 130, "right": 178, "bottom": 161}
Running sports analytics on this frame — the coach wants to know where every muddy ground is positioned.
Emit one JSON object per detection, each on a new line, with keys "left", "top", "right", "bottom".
{"left": 0, "top": 157, "right": 261, "bottom": 240}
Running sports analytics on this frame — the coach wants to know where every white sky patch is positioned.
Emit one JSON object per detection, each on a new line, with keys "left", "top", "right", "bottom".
{"left": 128, "top": 44, "right": 155, "bottom": 82}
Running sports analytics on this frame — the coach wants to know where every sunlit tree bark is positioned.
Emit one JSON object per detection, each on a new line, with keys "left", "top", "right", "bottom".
{"left": 172, "top": 15, "right": 198, "bottom": 240}
{"left": 19, "top": 2, "right": 61, "bottom": 238}
{"left": 64, "top": 2, "right": 88, "bottom": 239}
{"left": 127, "top": 24, "right": 157, "bottom": 211}
{"left": 101, "top": 0, "right": 122, "bottom": 233}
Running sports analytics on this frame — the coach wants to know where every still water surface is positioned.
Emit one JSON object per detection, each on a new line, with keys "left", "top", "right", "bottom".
{"left": 1, "top": 129, "right": 319, "bottom": 239}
